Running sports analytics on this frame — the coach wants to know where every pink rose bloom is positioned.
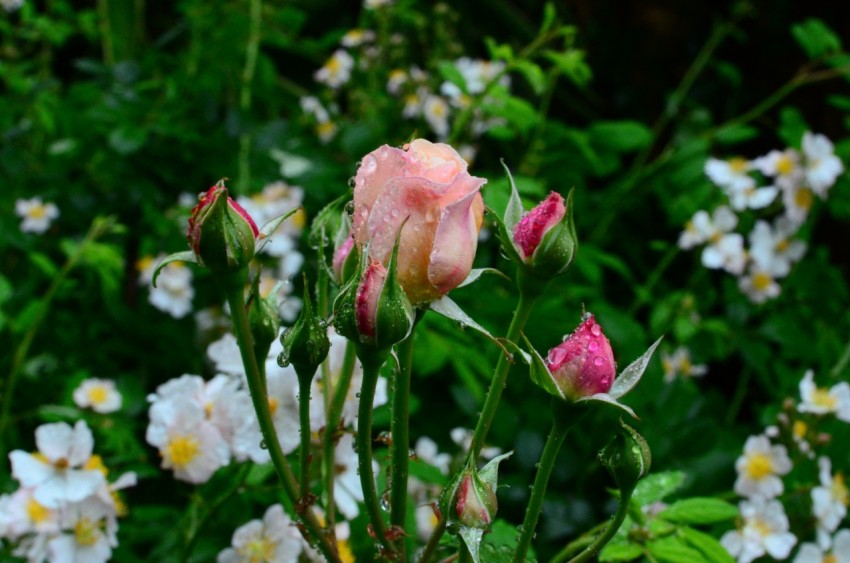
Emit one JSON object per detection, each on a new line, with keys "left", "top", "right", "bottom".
{"left": 352, "top": 139, "right": 486, "bottom": 304}
{"left": 546, "top": 314, "right": 616, "bottom": 401}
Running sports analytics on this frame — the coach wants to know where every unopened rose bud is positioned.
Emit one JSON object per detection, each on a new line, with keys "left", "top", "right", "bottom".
{"left": 598, "top": 421, "right": 651, "bottom": 494}
{"left": 455, "top": 472, "right": 497, "bottom": 529}
{"left": 280, "top": 276, "right": 329, "bottom": 379}
{"left": 545, "top": 314, "right": 616, "bottom": 401}
{"left": 186, "top": 182, "right": 258, "bottom": 274}
{"left": 247, "top": 275, "right": 280, "bottom": 365}
{"left": 512, "top": 191, "right": 576, "bottom": 278}
{"left": 332, "top": 234, "right": 357, "bottom": 283}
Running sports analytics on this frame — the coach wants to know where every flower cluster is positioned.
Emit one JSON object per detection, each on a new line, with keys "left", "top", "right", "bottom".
{"left": 722, "top": 369, "right": 850, "bottom": 562}
{"left": 679, "top": 131, "right": 843, "bottom": 303}
{"left": 303, "top": 12, "right": 510, "bottom": 152}
{"left": 146, "top": 327, "right": 386, "bottom": 520}
{"left": 2, "top": 421, "right": 136, "bottom": 563}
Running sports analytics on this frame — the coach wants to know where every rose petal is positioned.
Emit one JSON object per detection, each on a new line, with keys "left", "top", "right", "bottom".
{"left": 353, "top": 145, "right": 408, "bottom": 243}
{"left": 428, "top": 190, "right": 484, "bottom": 297}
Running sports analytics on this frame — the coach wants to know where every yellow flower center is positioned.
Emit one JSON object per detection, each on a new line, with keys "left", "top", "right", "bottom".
{"left": 833, "top": 473, "right": 849, "bottom": 507}
{"left": 326, "top": 56, "right": 341, "bottom": 74}
{"left": 112, "top": 491, "right": 128, "bottom": 517}
{"left": 752, "top": 517, "right": 772, "bottom": 537}
{"left": 729, "top": 158, "right": 749, "bottom": 173}
{"left": 238, "top": 537, "right": 276, "bottom": 563}
{"left": 291, "top": 208, "right": 307, "bottom": 230}
{"left": 709, "top": 232, "right": 722, "bottom": 244}
{"left": 429, "top": 101, "right": 447, "bottom": 118}
{"left": 204, "top": 402, "right": 214, "bottom": 419}
{"left": 793, "top": 420, "right": 807, "bottom": 440}
{"left": 662, "top": 358, "right": 674, "bottom": 375}
{"left": 812, "top": 387, "right": 837, "bottom": 410}
{"left": 752, "top": 272, "right": 773, "bottom": 292}
{"left": 74, "top": 517, "right": 100, "bottom": 547}
{"left": 268, "top": 397, "right": 279, "bottom": 414}
{"left": 316, "top": 121, "right": 336, "bottom": 138}
{"left": 27, "top": 498, "right": 50, "bottom": 524}
{"left": 165, "top": 435, "right": 200, "bottom": 469}
{"left": 678, "top": 357, "right": 693, "bottom": 375}
{"left": 28, "top": 204, "right": 47, "bottom": 219}
{"left": 84, "top": 454, "right": 109, "bottom": 476}
{"left": 776, "top": 155, "right": 795, "bottom": 176}
{"left": 795, "top": 187, "right": 813, "bottom": 210}
{"left": 87, "top": 385, "right": 109, "bottom": 405}
{"left": 775, "top": 239, "right": 790, "bottom": 253}
{"left": 684, "top": 220, "right": 697, "bottom": 234}
{"left": 339, "top": 539, "right": 355, "bottom": 563}
{"left": 825, "top": 555, "right": 838, "bottom": 563}
{"left": 136, "top": 255, "right": 154, "bottom": 273}
{"left": 745, "top": 452, "right": 774, "bottom": 479}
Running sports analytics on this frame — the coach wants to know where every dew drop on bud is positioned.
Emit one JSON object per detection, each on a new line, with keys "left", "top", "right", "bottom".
{"left": 260, "top": 440, "right": 268, "bottom": 450}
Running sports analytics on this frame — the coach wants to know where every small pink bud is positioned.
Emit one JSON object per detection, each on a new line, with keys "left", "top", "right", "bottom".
{"left": 355, "top": 260, "right": 387, "bottom": 341}
{"left": 186, "top": 184, "right": 259, "bottom": 273}
{"left": 455, "top": 473, "right": 497, "bottom": 529}
{"left": 512, "top": 192, "right": 566, "bottom": 261}
{"left": 545, "top": 314, "right": 616, "bottom": 401}
{"left": 333, "top": 234, "right": 356, "bottom": 282}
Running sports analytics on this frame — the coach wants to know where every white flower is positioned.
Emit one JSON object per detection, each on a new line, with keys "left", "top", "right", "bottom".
{"left": 422, "top": 95, "right": 451, "bottom": 139}
{"left": 340, "top": 28, "right": 375, "bottom": 48}
{"left": 138, "top": 256, "right": 194, "bottom": 319}
{"left": 9, "top": 421, "right": 105, "bottom": 508}
{"left": 783, "top": 183, "right": 816, "bottom": 226}
{"left": 3, "top": 487, "right": 61, "bottom": 538}
{"left": 798, "top": 370, "right": 850, "bottom": 421}
{"left": 73, "top": 379, "right": 122, "bottom": 414}
{"left": 415, "top": 503, "right": 440, "bottom": 542}
{"left": 48, "top": 497, "right": 116, "bottom": 563}
{"left": 146, "top": 396, "right": 230, "bottom": 484}
{"left": 386, "top": 69, "right": 407, "bottom": 95}
{"left": 705, "top": 157, "right": 756, "bottom": 193}
{"left": 2, "top": 0, "right": 24, "bottom": 13}
{"left": 314, "top": 50, "right": 354, "bottom": 89}
{"left": 452, "top": 58, "right": 508, "bottom": 95}
{"left": 333, "top": 433, "right": 373, "bottom": 520}
{"left": 217, "top": 504, "right": 302, "bottom": 563}
{"left": 757, "top": 148, "right": 803, "bottom": 189}
{"left": 661, "top": 347, "right": 708, "bottom": 383}
{"left": 414, "top": 437, "right": 451, "bottom": 475}
{"left": 812, "top": 457, "right": 849, "bottom": 547}
{"left": 678, "top": 206, "right": 742, "bottom": 273}
{"left": 15, "top": 197, "right": 60, "bottom": 234}
{"left": 402, "top": 90, "right": 424, "bottom": 119}
{"left": 734, "top": 435, "right": 792, "bottom": 499}
{"left": 738, "top": 264, "right": 782, "bottom": 304}
{"left": 363, "top": 0, "right": 392, "bottom": 8}
{"left": 300, "top": 96, "right": 330, "bottom": 122}
{"left": 727, "top": 183, "right": 779, "bottom": 212}
{"left": 794, "top": 529, "right": 850, "bottom": 563}
{"left": 803, "top": 132, "right": 844, "bottom": 197}
{"left": 721, "top": 498, "right": 797, "bottom": 563}
{"left": 316, "top": 120, "right": 337, "bottom": 143}
{"left": 748, "top": 219, "right": 806, "bottom": 278}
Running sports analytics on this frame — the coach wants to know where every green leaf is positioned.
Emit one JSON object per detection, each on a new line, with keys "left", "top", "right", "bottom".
{"left": 438, "top": 61, "right": 469, "bottom": 94}
{"left": 632, "top": 471, "right": 687, "bottom": 505}
{"left": 600, "top": 542, "right": 644, "bottom": 561}
{"left": 714, "top": 124, "right": 759, "bottom": 145}
{"left": 485, "top": 37, "right": 514, "bottom": 62}
{"left": 513, "top": 60, "right": 547, "bottom": 95}
{"left": 659, "top": 498, "right": 738, "bottom": 524}
{"left": 544, "top": 49, "right": 592, "bottom": 87}
{"left": 679, "top": 527, "right": 734, "bottom": 563}
{"left": 29, "top": 252, "right": 59, "bottom": 277}
{"left": 152, "top": 251, "right": 197, "bottom": 288}
{"left": 791, "top": 18, "right": 842, "bottom": 60}
{"left": 589, "top": 121, "right": 653, "bottom": 153}
{"left": 778, "top": 106, "right": 808, "bottom": 148}
{"left": 647, "top": 537, "right": 707, "bottom": 563}
{"left": 479, "top": 520, "right": 537, "bottom": 562}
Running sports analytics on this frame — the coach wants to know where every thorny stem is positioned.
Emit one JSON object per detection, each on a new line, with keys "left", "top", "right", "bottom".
{"left": 0, "top": 216, "right": 116, "bottom": 459}
{"left": 297, "top": 370, "right": 313, "bottom": 497}
{"left": 469, "top": 292, "right": 538, "bottom": 458}
{"left": 512, "top": 408, "right": 574, "bottom": 562}
{"left": 566, "top": 489, "right": 634, "bottom": 563}
{"left": 323, "top": 341, "right": 357, "bottom": 529}
{"left": 224, "top": 280, "right": 341, "bottom": 563}
{"left": 356, "top": 352, "right": 398, "bottom": 555}
{"left": 390, "top": 314, "right": 421, "bottom": 558}
{"left": 549, "top": 521, "right": 609, "bottom": 563}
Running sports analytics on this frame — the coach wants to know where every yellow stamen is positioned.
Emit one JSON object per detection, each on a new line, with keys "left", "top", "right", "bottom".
{"left": 793, "top": 420, "right": 807, "bottom": 440}
{"left": 752, "top": 517, "right": 772, "bottom": 537}
{"left": 268, "top": 398, "right": 279, "bottom": 414}
{"left": 745, "top": 453, "right": 775, "bottom": 479}
{"left": 795, "top": 188, "right": 813, "bottom": 211}
{"left": 728, "top": 158, "right": 749, "bottom": 173}
{"left": 84, "top": 454, "right": 109, "bottom": 477}
{"left": 136, "top": 256, "right": 155, "bottom": 273}
{"left": 74, "top": 517, "right": 100, "bottom": 547}
{"left": 165, "top": 435, "right": 200, "bottom": 469}
{"left": 339, "top": 539, "right": 355, "bottom": 563}
{"left": 316, "top": 121, "right": 337, "bottom": 139}
{"left": 776, "top": 155, "right": 795, "bottom": 176}
{"left": 825, "top": 555, "right": 838, "bottom": 563}
{"left": 27, "top": 498, "right": 50, "bottom": 524}
{"left": 833, "top": 473, "right": 849, "bottom": 507}
{"left": 752, "top": 273, "right": 773, "bottom": 291}
{"left": 28, "top": 205, "right": 47, "bottom": 219}
{"left": 812, "top": 387, "right": 838, "bottom": 410}
{"left": 237, "top": 538, "right": 277, "bottom": 563}
{"left": 775, "top": 239, "right": 790, "bottom": 253}
{"left": 87, "top": 385, "right": 109, "bottom": 405}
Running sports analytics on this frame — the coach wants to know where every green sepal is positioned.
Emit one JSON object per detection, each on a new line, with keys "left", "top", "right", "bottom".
{"left": 280, "top": 273, "right": 330, "bottom": 381}
{"left": 521, "top": 334, "right": 566, "bottom": 400}
{"left": 247, "top": 272, "right": 281, "bottom": 369}
{"left": 373, "top": 225, "right": 415, "bottom": 350}
{"left": 151, "top": 250, "right": 197, "bottom": 288}
{"left": 331, "top": 241, "right": 369, "bottom": 344}
{"left": 256, "top": 207, "right": 301, "bottom": 254}
{"left": 478, "top": 451, "right": 513, "bottom": 490}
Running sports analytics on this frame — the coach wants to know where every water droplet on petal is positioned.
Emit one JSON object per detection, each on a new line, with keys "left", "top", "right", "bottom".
{"left": 594, "top": 357, "right": 604, "bottom": 366}
{"left": 588, "top": 341, "right": 599, "bottom": 352}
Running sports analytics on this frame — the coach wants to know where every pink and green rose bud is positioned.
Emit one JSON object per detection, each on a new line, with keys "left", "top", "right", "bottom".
{"left": 546, "top": 314, "right": 616, "bottom": 401}
{"left": 351, "top": 139, "right": 486, "bottom": 304}
{"left": 186, "top": 182, "right": 259, "bottom": 274}
{"left": 332, "top": 233, "right": 357, "bottom": 283}
{"left": 512, "top": 191, "right": 577, "bottom": 278}
{"left": 454, "top": 472, "right": 498, "bottom": 529}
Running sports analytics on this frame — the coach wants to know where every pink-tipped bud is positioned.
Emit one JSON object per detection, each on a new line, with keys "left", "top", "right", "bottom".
{"left": 513, "top": 192, "right": 566, "bottom": 261}
{"left": 186, "top": 184, "right": 259, "bottom": 273}
{"left": 355, "top": 260, "right": 387, "bottom": 341}
{"left": 455, "top": 473, "right": 497, "bottom": 529}
{"left": 333, "top": 234, "right": 356, "bottom": 282}
{"left": 545, "top": 314, "right": 616, "bottom": 401}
